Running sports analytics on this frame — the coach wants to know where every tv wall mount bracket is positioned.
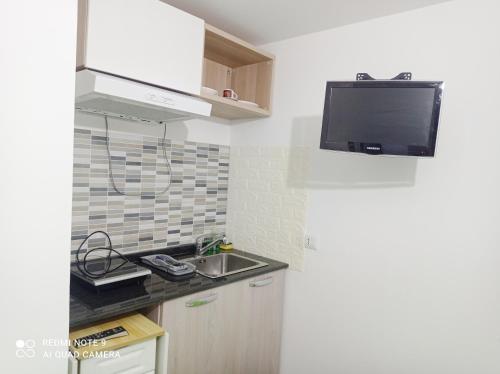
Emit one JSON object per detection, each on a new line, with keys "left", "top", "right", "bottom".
{"left": 356, "top": 72, "right": 412, "bottom": 81}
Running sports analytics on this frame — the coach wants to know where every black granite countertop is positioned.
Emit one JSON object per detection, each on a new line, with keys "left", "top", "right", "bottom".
{"left": 70, "top": 247, "right": 288, "bottom": 329}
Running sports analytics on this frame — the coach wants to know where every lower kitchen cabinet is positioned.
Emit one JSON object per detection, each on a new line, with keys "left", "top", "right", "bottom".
{"left": 161, "top": 282, "right": 237, "bottom": 374}
{"left": 238, "top": 271, "right": 285, "bottom": 374}
{"left": 160, "top": 269, "right": 285, "bottom": 374}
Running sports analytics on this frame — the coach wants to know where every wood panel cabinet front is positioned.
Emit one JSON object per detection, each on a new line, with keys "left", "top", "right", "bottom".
{"left": 161, "top": 285, "right": 240, "bottom": 374}
{"left": 238, "top": 271, "right": 285, "bottom": 374}
{"left": 160, "top": 270, "right": 285, "bottom": 374}
{"left": 77, "top": 0, "right": 205, "bottom": 96}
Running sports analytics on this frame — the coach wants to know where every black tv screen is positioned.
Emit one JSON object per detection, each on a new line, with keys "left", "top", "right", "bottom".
{"left": 320, "top": 81, "right": 444, "bottom": 156}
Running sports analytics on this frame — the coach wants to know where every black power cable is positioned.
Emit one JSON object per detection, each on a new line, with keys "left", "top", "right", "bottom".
{"left": 75, "top": 231, "right": 129, "bottom": 279}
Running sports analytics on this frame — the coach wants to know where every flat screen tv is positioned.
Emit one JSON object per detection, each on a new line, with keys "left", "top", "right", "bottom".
{"left": 320, "top": 80, "right": 444, "bottom": 156}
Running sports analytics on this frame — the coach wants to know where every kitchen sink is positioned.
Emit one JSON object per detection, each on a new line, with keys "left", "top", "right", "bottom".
{"left": 183, "top": 253, "right": 268, "bottom": 279}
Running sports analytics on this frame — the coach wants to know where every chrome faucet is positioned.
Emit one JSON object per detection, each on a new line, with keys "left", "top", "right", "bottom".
{"left": 195, "top": 233, "right": 225, "bottom": 257}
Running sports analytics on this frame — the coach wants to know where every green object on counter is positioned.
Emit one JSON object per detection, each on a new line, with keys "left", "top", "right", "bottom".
{"left": 202, "top": 238, "right": 220, "bottom": 256}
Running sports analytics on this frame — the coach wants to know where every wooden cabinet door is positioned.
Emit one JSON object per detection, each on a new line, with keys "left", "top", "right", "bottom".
{"left": 238, "top": 270, "right": 286, "bottom": 374}
{"left": 160, "top": 281, "right": 244, "bottom": 374}
{"left": 79, "top": 0, "right": 204, "bottom": 95}
{"left": 160, "top": 269, "right": 285, "bottom": 374}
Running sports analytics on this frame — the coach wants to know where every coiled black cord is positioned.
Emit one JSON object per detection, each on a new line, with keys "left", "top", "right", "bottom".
{"left": 105, "top": 115, "right": 172, "bottom": 197}
{"left": 75, "top": 231, "right": 129, "bottom": 279}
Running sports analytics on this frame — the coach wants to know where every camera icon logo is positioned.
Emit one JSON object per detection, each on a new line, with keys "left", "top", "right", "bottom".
{"left": 15, "top": 339, "right": 36, "bottom": 358}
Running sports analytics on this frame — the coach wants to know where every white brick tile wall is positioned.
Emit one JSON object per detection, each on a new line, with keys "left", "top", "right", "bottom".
{"left": 226, "top": 146, "right": 309, "bottom": 270}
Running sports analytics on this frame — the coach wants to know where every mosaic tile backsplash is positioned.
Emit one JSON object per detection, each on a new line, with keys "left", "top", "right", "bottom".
{"left": 71, "top": 127, "right": 229, "bottom": 260}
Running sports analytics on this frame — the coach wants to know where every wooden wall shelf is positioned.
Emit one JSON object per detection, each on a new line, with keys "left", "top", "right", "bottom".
{"left": 201, "top": 24, "right": 274, "bottom": 120}
{"left": 200, "top": 93, "right": 271, "bottom": 119}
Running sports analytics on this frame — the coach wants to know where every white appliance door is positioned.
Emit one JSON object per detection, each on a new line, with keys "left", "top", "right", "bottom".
{"left": 79, "top": 339, "right": 156, "bottom": 374}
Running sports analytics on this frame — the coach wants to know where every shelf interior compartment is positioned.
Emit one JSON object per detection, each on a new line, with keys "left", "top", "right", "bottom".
{"left": 202, "top": 24, "right": 274, "bottom": 119}
{"left": 204, "top": 25, "right": 273, "bottom": 68}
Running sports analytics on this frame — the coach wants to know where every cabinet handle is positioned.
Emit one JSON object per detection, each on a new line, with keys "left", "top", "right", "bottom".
{"left": 185, "top": 293, "right": 218, "bottom": 307}
{"left": 249, "top": 277, "right": 273, "bottom": 288}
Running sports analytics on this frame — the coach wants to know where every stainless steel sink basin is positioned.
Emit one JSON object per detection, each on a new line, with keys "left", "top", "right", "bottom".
{"left": 183, "top": 253, "right": 268, "bottom": 279}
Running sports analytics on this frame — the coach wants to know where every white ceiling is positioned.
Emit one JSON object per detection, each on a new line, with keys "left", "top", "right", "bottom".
{"left": 163, "top": 0, "right": 452, "bottom": 45}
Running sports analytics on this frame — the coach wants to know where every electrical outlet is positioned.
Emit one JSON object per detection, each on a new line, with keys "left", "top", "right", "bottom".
{"left": 304, "top": 234, "right": 316, "bottom": 250}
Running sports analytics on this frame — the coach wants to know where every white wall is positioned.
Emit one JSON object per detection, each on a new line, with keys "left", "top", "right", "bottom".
{"left": 0, "top": 1, "right": 77, "bottom": 373}
{"left": 230, "top": 0, "right": 500, "bottom": 373}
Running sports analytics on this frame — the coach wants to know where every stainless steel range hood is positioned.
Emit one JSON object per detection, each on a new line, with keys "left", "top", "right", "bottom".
{"left": 75, "top": 69, "right": 212, "bottom": 123}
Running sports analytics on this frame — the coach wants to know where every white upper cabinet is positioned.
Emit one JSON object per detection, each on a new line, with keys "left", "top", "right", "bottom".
{"left": 77, "top": 0, "right": 204, "bottom": 96}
